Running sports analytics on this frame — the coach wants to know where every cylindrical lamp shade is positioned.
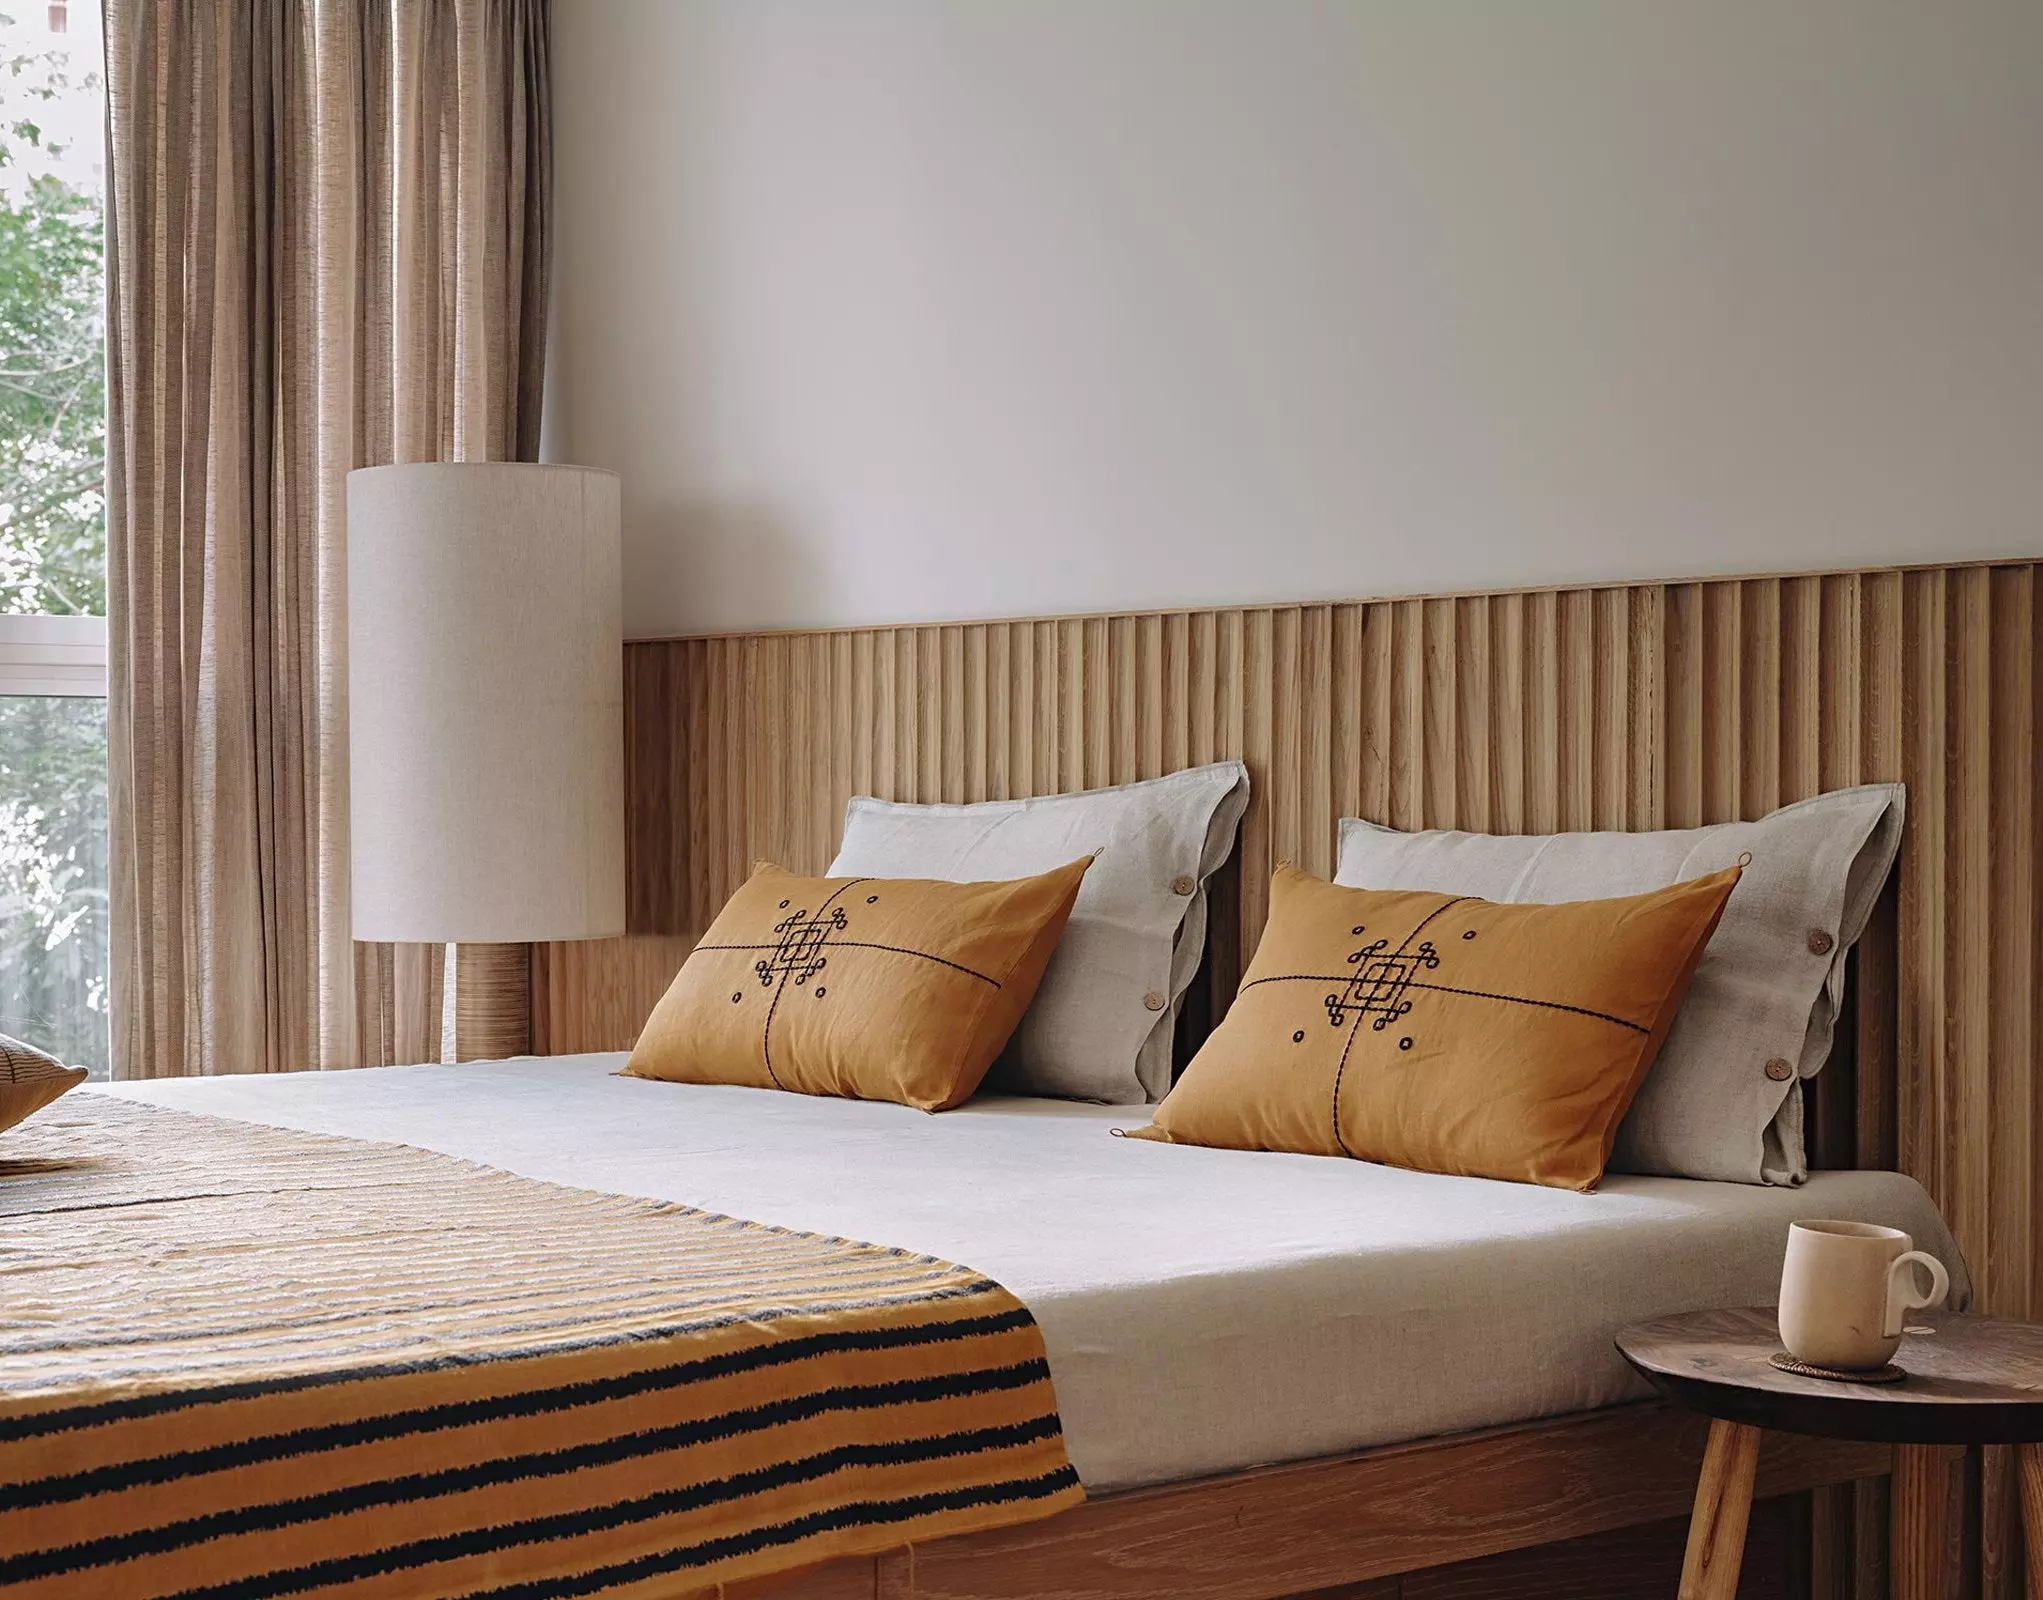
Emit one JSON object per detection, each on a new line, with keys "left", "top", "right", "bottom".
{"left": 347, "top": 463, "right": 625, "bottom": 943}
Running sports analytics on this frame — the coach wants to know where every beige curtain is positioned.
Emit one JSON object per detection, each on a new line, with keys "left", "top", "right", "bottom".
{"left": 105, "top": 0, "right": 550, "bottom": 1078}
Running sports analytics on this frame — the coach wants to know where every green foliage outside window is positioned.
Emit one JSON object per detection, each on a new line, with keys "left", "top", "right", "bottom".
{"left": 0, "top": 693, "right": 105, "bottom": 1069}
{"left": 0, "top": 14, "right": 108, "bottom": 1073}
{"left": 0, "top": 19, "right": 102, "bottom": 616}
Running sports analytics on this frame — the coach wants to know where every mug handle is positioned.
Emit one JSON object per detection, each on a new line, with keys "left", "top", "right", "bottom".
{"left": 1883, "top": 1250, "right": 1951, "bottom": 1337}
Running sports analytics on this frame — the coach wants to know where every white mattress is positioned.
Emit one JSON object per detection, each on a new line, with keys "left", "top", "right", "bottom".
{"left": 97, "top": 1056, "right": 1967, "bottom": 1493}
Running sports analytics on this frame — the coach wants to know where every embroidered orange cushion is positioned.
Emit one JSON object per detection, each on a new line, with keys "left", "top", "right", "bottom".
{"left": 1130, "top": 863, "right": 1740, "bottom": 1190}
{"left": 626, "top": 859, "right": 1090, "bottom": 1111}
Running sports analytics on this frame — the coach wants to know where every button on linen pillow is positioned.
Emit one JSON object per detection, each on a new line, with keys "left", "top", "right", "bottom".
{"left": 0, "top": 1034, "right": 88, "bottom": 1136}
{"left": 1127, "top": 864, "right": 1741, "bottom": 1191}
{"left": 1334, "top": 784, "right": 1904, "bottom": 1184}
{"left": 828, "top": 762, "right": 1250, "bottom": 1103}
{"left": 625, "top": 859, "right": 1090, "bottom": 1111}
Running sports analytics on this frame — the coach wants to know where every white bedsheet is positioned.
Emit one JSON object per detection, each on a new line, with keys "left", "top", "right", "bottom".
{"left": 97, "top": 1056, "right": 1967, "bottom": 1492}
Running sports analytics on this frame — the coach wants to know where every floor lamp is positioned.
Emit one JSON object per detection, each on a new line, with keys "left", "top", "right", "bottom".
{"left": 346, "top": 463, "right": 625, "bottom": 1061}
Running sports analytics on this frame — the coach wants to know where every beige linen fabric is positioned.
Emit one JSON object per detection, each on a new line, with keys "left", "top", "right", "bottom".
{"left": 102, "top": 1055, "right": 1969, "bottom": 1493}
{"left": 829, "top": 763, "right": 1250, "bottom": 1102}
{"left": 0, "top": 1034, "right": 87, "bottom": 1135}
{"left": 1335, "top": 784, "right": 1905, "bottom": 1184}
{"left": 104, "top": 0, "right": 550, "bottom": 1077}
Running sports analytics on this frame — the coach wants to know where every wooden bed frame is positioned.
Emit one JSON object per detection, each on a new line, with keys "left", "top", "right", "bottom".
{"left": 535, "top": 558, "right": 2043, "bottom": 1598}
{"left": 732, "top": 1408, "right": 1888, "bottom": 1599}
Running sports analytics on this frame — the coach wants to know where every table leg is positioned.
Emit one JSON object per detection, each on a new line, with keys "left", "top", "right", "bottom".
{"left": 2019, "top": 1442, "right": 2043, "bottom": 1600}
{"left": 1680, "top": 1418, "right": 1761, "bottom": 1600}
{"left": 1892, "top": 1441, "right": 1965, "bottom": 1599}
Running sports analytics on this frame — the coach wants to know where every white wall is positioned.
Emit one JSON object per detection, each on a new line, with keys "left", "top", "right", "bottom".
{"left": 549, "top": 1, "right": 2043, "bottom": 639}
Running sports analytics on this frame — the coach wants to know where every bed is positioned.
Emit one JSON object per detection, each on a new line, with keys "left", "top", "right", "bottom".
{"left": 524, "top": 560, "right": 2042, "bottom": 1596}
{"left": 56, "top": 1051, "right": 1953, "bottom": 1599}
{"left": 98, "top": 1055, "right": 1964, "bottom": 1499}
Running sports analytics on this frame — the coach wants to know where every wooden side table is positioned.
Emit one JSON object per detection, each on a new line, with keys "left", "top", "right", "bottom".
{"left": 1617, "top": 1307, "right": 2043, "bottom": 1599}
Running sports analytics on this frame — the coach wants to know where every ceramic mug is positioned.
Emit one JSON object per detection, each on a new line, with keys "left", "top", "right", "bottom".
{"left": 1777, "top": 1219, "right": 1950, "bottom": 1370}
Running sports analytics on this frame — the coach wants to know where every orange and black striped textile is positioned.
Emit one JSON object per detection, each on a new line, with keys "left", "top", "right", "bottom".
{"left": 0, "top": 1095, "right": 1082, "bottom": 1598}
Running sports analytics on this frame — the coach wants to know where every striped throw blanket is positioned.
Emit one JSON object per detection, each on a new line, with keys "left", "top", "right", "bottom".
{"left": 0, "top": 1096, "right": 1081, "bottom": 1599}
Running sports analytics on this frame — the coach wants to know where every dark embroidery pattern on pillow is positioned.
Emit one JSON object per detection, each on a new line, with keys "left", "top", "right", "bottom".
{"left": 1239, "top": 894, "right": 1651, "bottom": 1157}
{"left": 693, "top": 879, "right": 1002, "bottom": 1087}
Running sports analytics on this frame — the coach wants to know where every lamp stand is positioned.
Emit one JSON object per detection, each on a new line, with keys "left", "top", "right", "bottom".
{"left": 453, "top": 942, "right": 532, "bottom": 1061}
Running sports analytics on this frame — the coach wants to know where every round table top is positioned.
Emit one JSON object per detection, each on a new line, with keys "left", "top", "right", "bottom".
{"left": 1616, "top": 1306, "right": 2043, "bottom": 1445}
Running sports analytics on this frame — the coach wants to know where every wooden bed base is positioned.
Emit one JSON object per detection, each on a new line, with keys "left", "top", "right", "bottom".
{"left": 737, "top": 1404, "right": 1889, "bottom": 1599}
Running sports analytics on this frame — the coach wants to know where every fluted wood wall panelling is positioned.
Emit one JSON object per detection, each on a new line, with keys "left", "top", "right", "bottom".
{"left": 535, "top": 559, "right": 2042, "bottom": 1595}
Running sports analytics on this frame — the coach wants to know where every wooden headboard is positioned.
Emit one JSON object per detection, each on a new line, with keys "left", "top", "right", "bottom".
{"left": 536, "top": 558, "right": 2041, "bottom": 1325}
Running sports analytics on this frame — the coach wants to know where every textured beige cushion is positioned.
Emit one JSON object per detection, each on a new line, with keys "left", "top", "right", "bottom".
{"left": 0, "top": 1035, "right": 88, "bottom": 1135}
{"left": 830, "top": 762, "right": 1250, "bottom": 1102}
{"left": 1335, "top": 784, "right": 1905, "bottom": 1184}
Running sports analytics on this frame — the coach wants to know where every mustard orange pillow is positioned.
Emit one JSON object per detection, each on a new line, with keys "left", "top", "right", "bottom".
{"left": 626, "top": 859, "right": 1090, "bottom": 1111}
{"left": 1129, "top": 863, "right": 1740, "bottom": 1190}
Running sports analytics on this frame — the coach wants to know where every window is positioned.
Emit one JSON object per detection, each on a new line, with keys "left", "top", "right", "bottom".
{"left": 0, "top": 5, "right": 107, "bottom": 1075}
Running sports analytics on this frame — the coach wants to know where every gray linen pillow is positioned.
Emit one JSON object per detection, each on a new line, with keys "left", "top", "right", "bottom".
{"left": 829, "top": 762, "right": 1249, "bottom": 1103}
{"left": 1334, "top": 784, "right": 1904, "bottom": 1184}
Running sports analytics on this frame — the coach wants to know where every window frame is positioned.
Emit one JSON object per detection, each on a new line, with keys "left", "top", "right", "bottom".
{"left": 0, "top": 613, "right": 107, "bottom": 696}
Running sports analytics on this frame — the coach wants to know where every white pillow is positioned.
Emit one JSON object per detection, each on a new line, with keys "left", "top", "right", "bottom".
{"left": 1334, "top": 784, "right": 1905, "bottom": 1184}
{"left": 829, "top": 762, "right": 1250, "bottom": 1103}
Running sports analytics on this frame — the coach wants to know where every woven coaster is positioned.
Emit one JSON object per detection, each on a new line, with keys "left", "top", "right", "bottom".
{"left": 1768, "top": 1351, "right": 1906, "bottom": 1385}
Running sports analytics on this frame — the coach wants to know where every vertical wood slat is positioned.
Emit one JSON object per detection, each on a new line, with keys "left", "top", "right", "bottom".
{"left": 541, "top": 559, "right": 2042, "bottom": 1594}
